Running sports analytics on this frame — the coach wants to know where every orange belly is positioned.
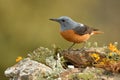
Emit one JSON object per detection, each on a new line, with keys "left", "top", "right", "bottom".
{"left": 60, "top": 30, "right": 91, "bottom": 43}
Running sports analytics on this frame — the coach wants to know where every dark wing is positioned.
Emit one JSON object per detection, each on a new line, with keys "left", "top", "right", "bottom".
{"left": 73, "top": 25, "right": 99, "bottom": 35}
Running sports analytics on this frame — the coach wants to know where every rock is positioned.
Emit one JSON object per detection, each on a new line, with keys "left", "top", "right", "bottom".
{"left": 5, "top": 58, "right": 52, "bottom": 80}
{"left": 60, "top": 68, "right": 80, "bottom": 80}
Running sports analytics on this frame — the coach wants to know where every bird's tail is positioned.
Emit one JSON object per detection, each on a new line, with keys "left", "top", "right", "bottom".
{"left": 92, "top": 31, "right": 104, "bottom": 34}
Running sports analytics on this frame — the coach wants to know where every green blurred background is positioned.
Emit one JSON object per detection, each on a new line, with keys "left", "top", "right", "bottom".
{"left": 0, "top": 0, "right": 120, "bottom": 79}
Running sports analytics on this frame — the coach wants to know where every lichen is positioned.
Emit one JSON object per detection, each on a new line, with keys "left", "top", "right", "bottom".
{"left": 28, "top": 47, "right": 53, "bottom": 64}
{"left": 27, "top": 45, "right": 65, "bottom": 80}
{"left": 6, "top": 42, "right": 120, "bottom": 80}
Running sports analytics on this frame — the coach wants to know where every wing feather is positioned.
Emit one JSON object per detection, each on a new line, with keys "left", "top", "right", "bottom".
{"left": 73, "top": 25, "right": 99, "bottom": 35}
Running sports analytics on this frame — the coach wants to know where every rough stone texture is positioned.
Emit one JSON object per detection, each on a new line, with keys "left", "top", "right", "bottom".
{"left": 60, "top": 68, "right": 80, "bottom": 80}
{"left": 5, "top": 58, "right": 52, "bottom": 80}
{"left": 60, "top": 67, "right": 120, "bottom": 80}
{"left": 4, "top": 51, "right": 120, "bottom": 80}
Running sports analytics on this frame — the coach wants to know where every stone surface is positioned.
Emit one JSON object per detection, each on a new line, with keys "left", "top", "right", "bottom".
{"left": 5, "top": 58, "right": 52, "bottom": 80}
{"left": 60, "top": 67, "right": 120, "bottom": 80}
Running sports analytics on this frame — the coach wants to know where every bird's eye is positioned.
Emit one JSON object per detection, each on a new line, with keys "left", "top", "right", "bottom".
{"left": 61, "top": 19, "right": 65, "bottom": 22}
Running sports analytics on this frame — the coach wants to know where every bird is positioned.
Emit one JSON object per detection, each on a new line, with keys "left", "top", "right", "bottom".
{"left": 49, "top": 16, "right": 103, "bottom": 50}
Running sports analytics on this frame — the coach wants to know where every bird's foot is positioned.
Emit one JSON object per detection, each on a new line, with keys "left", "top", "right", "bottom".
{"left": 68, "top": 48, "right": 75, "bottom": 51}
{"left": 75, "top": 47, "right": 86, "bottom": 52}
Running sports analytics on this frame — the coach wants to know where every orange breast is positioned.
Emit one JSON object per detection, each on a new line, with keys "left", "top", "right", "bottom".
{"left": 60, "top": 30, "right": 91, "bottom": 43}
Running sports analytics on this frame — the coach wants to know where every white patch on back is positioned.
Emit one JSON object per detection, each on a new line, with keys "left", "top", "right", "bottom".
{"left": 90, "top": 32, "right": 94, "bottom": 35}
{"left": 80, "top": 23, "right": 84, "bottom": 27}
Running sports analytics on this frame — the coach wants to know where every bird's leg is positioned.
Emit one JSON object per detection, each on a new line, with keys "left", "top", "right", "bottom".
{"left": 79, "top": 41, "right": 87, "bottom": 51}
{"left": 68, "top": 43, "right": 76, "bottom": 50}
{"left": 83, "top": 41, "right": 87, "bottom": 48}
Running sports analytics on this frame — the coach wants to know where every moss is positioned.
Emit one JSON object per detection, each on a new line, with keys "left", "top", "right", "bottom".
{"left": 77, "top": 73, "right": 95, "bottom": 80}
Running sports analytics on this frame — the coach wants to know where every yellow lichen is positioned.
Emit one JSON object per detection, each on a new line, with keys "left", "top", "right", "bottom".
{"left": 90, "top": 53, "right": 100, "bottom": 62}
{"left": 16, "top": 56, "right": 22, "bottom": 62}
{"left": 108, "top": 43, "right": 120, "bottom": 54}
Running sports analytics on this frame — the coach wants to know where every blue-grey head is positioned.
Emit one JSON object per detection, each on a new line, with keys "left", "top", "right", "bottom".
{"left": 50, "top": 16, "right": 79, "bottom": 31}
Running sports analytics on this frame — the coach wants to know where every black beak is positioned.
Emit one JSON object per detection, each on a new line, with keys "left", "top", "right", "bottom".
{"left": 49, "top": 18, "right": 59, "bottom": 22}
